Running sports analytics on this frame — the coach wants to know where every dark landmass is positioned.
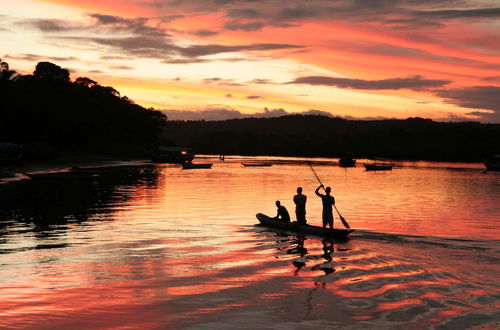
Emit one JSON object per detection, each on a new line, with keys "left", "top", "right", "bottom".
{"left": 0, "top": 61, "right": 167, "bottom": 161}
{"left": 163, "top": 116, "right": 500, "bottom": 162}
{"left": 1, "top": 61, "right": 499, "bottom": 163}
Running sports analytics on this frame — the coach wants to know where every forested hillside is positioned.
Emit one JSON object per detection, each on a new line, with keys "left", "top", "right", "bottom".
{"left": 0, "top": 61, "right": 167, "bottom": 159}
{"left": 163, "top": 116, "right": 500, "bottom": 161}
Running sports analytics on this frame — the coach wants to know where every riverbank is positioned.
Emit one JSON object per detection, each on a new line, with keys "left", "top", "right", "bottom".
{"left": 0, "top": 155, "right": 150, "bottom": 184}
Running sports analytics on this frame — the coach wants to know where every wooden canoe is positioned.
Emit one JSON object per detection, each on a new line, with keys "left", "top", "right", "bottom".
{"left": 256, "top": 213, "right": 353, "bottom": 239}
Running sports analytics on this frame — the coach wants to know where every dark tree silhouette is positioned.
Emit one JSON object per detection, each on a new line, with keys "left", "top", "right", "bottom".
{"left": 74, "top": 77, "right": 98, "bottom": 88}
{"left": 0, "top": 61, "right": 167, "bottom": 159}
{"left": 162, "top": 116, "right": 500, "bottom": 161}
{"left": 33, "top": 62, "right": 70, "bottom": 82}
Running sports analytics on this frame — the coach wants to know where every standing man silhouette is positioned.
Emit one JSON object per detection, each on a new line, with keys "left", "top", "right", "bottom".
{"left": 293, "top": 187, "right": 307, "bottom": 224}
{"left": 315, "top": 184, "right": 335, "bottom": 229}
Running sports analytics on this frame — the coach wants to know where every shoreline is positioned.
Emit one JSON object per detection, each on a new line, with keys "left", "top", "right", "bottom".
{"left": 1, "top": 153, "right": 490, "bottom": 184}
{"left": 0, "top": 156, "right": 151, "bottom": 184}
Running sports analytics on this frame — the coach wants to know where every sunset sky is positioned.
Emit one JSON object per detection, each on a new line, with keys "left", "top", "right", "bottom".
{"left": 2, "top": 0, "right": 500, "bottom": 122}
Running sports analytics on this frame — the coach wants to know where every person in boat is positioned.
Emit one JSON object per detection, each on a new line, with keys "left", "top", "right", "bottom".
{"left": 315, "top": 184, "right": 335, "bottom": 229}
{"left": 293, "top": 187, "right": 307, "bottom": 224}
{"left": 273, "top": 200, "right": 290, "bottom": 223}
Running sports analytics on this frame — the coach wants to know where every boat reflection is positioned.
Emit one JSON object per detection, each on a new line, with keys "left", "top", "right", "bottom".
{"left": 280, "top": 234, "right": 339, "bottom": 276}
{"left": 287, "top": 235, "right": 308, "bottom": 274}
{"left": 310, "top": 239, "right": 335, "bottom": 275}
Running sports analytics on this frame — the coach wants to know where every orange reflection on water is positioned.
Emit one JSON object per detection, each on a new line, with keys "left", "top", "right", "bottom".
{"left": 335, "top": 280, "right": 441, "bottom": 298}
{"left": 333, "top": 267, "right": 428, "bottom": 286}
{"left": 166, "top": 266, "right": 290, "bottom": 297}
{"left": 0, "top": 283, "right": 173, "bottom": 329}
{"left": 377, "top": 298, "right": 423, "bottom": 310}
{"left": 437, "top": 304, "right": 471, "bottom": 317}
{"left": 1, "top": 161, "right": 497, "bottom": 329}
{"left": 352, "top": 315, "right": 374, "bottom": 321}
{"left": 167, "top": 283, "right": 238, "bottom": 296}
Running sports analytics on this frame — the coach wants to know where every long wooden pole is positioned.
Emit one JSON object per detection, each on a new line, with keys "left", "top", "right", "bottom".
{"left": 308, "top": 162, "right": 351, "bottom": 229}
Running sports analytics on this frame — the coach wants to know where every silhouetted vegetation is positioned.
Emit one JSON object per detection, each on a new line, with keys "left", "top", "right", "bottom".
{"left": 163, "top": 116, "right": 500, "bottom": 161}
{"left": 0, "top": 61, "right": 167, "bottom": 159}
{"left": 2, "top": 61, "right": 498, "bottom": 162}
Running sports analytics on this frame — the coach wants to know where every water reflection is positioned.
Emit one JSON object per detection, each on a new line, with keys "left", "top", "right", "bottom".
{"left": 0, "top": 160, "right": 498, "bottom": 329}
{"left": 0, "top": 165, "right": 159, "bottom": 253}
{"left": 255, "top": 229, "right": 499, "bottom": 329}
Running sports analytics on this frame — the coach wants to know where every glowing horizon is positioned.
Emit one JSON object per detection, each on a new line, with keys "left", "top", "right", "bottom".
{"left": 2, "top": 0, "right": 500, "bottom": 122}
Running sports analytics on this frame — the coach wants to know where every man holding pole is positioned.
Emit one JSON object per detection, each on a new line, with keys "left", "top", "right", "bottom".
{"left": 315, "top": 184, "right": 335, "bottom": 229}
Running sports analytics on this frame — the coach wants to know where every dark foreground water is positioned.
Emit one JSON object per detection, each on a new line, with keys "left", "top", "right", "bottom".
{"left": 0, "top": 157, "right": 499, "bottom": 329}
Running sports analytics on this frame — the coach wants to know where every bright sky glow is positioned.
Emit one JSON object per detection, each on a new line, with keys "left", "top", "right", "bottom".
{"left": 2, "top": 0, "right": 500, "bottom": 122}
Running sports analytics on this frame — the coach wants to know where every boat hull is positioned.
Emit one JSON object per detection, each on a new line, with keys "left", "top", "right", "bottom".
{"left": 181, "top": 163, "right": 213, "bottom": 169}
{"left": 339, "top": 158, "right": 356, "bottom": 167}
{"left": 364, "top": 164, "right": 393, "bottom": 171}
{"left": 242, "top": 163, "right": 273, "bottom": 167}
{"left": 256, "top": 213, "right": 353, "bottom": 238}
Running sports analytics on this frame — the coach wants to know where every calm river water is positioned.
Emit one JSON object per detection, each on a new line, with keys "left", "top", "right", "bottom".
{"left": 0, "top": 156, "right": 499, "bottom": 329}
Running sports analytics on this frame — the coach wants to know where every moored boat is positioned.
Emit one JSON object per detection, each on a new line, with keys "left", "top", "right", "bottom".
{"left": 242, "top": 163, "right": 273, "bottom": 167}
{"left": 150, "top": 146, "right": 195, "bottom": 164}
{"left": 339, "top": 158, "right": 356, "bottom": 168}
{"left": 364, "top": 158, "right": 394, "bottom": 171}
{"left": 181, "top": 162, "right": 213, "bottom": 169}
{"left": 364, "top": 163, "right": 393, "bottom": 171}
{"left": 256, "top": 213, "right": 353, "bottom": 239}
{"left": 339, "top": 152, "right": 356, "bottom": 167}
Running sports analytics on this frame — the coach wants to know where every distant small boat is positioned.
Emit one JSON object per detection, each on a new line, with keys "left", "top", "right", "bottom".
{"left": 149, "top": 146, "right": 195, "bottom": 164}
{"left": 241, "top": 163, "right": 273, "bottom": 167}
{"left": 339, "top": 157, "right": 356, "bottom": 167}
{"left": 484, "top": 156, "right": 500, "bottom": 171}
{"left": 364, "top": 163, "right": 393, "bottom": 171}
{"left": 339, "top": 152, "right": 356, "bottom": 167}
{"left": 24, "top": 172, "right": 99, "bottom": 180}
{"left": 364, "top": 159, "right": 394, "bottom": 171}
{"left": 181, "top": 162, "right": 213, "bottom": 169}
{"left": 256, "top": 213, "right": 353, "bottom": 239}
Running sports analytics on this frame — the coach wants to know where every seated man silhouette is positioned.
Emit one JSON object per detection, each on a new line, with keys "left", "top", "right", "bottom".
{"left": 273, "top": 200, "right": 290, "bottom": 223}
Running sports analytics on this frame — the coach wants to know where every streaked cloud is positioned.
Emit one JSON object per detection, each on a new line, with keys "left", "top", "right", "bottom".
{"left": 203, "top": 77, "right": 243, "bottom": 86}
{"left": 5, "top": 53, "right": 78, "bottom": 62}
{"left": 413, "top": 7, "right": 500, "bottom": 19}
{"left": 289, "top": 75, "right": 451, "bottom": 91}
{"left": 3, "top": 0, "right": 499, "bottom": 122}
{"left": 435, "top": 86, "right": 500, "bottom": 122}
{"left": 88, "top": 13, "right": 170, "bottom": 36}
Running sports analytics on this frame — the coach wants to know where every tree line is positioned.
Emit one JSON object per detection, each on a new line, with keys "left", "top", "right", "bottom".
{"left": 163, "top": 115, "right": 500, "bottom": 161}
{"left": 0, "top": 61, "right": 167, "bottom": 159}
{"left": 1, "top": 61, "right": 498, "bottom": 162}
